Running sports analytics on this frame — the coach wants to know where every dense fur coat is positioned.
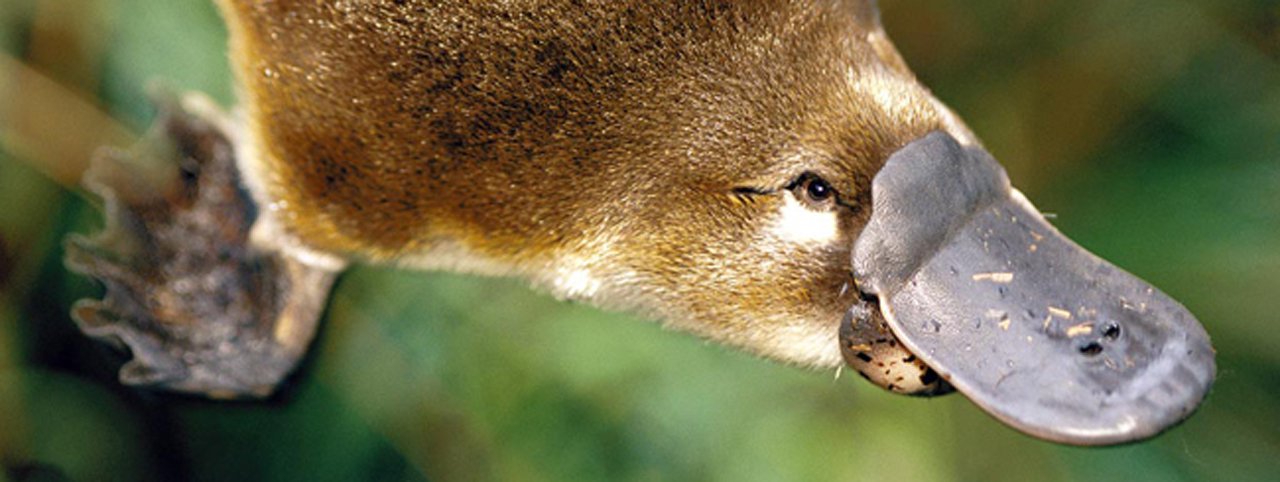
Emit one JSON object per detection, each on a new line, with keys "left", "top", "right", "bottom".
{"left": 217, "top": 0, "right": 978, "bottom": 368}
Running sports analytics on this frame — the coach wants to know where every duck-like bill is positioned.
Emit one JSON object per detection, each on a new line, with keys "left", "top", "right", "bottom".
{"left": 848, "top": 131, "right": 1215, "bottom": 445}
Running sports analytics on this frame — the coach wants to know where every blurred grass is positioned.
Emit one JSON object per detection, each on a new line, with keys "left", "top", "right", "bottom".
{"left": 1, "top": 0, "right": 1278, "bottom": 481}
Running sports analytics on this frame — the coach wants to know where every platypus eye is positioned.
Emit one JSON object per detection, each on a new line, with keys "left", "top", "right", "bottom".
{"left": 805, "top": 178, "right": 833, "bottom": 201}
{"left": 791, "top": 173, "right": 837, "bottom": 209}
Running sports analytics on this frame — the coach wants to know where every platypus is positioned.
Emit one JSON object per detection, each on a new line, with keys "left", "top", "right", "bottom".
{"left": 65, "top": 0, "right": 1215, "bottom": 446}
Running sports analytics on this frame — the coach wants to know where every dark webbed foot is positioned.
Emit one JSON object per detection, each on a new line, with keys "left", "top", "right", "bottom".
{"left": 64, "top": 91, "right": 336, "bottom": 398}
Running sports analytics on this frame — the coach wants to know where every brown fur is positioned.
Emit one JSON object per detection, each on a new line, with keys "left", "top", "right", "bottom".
{"left": 217, "top": 0, "right": 957, "bottom": 367}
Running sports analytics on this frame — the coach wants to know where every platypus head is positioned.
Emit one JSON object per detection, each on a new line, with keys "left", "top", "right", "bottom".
{"left": 548, "top": 1, "right": 972, "bottom": 368}
{"left": 521, "top": 2, "right": 1216, "bottom": 445}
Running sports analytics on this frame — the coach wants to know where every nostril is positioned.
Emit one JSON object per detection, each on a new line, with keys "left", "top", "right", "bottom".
{"left": 1102, "top": 322, "right": 1121, "bottom": 340}
{"left": 1079, "top": 341, "right": 1104, "bottom": 356}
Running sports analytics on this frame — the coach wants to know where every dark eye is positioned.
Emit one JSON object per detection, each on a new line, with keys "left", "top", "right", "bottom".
{"left": 793, "top": 173, "right": 837, "bottom": 208}
{"left": 806, "top": 178, "right": 832, "bottom": 201}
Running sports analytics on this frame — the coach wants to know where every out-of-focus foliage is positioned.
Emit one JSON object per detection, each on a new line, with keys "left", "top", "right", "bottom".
{"left": 1, "top": 0, "right": 1277, "bottom": 480}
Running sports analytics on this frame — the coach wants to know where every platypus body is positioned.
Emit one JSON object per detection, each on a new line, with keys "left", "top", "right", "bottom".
{"left": 221, "top": 0, "right": 962, "bottom": 370}
{"left": 66, "top": 0, "right": 1215, "bottom": 446}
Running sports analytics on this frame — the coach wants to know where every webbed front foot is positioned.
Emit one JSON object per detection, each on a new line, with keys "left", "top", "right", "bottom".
{"left": 64, "top": 90, "right": 337, "bottom": 398}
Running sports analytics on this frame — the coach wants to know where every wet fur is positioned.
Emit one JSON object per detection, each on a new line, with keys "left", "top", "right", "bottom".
{"left": 217, "top": 0, "right": 963, "bottom": 367}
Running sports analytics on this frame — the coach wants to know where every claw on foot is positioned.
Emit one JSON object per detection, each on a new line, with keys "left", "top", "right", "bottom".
{"left": 64, "top": 90, "right": 337, "bottom": 399}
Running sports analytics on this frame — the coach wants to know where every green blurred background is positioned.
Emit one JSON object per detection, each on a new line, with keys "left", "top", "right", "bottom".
{"left": 1, "top": 0, "right": 1277, "bottom": 480}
